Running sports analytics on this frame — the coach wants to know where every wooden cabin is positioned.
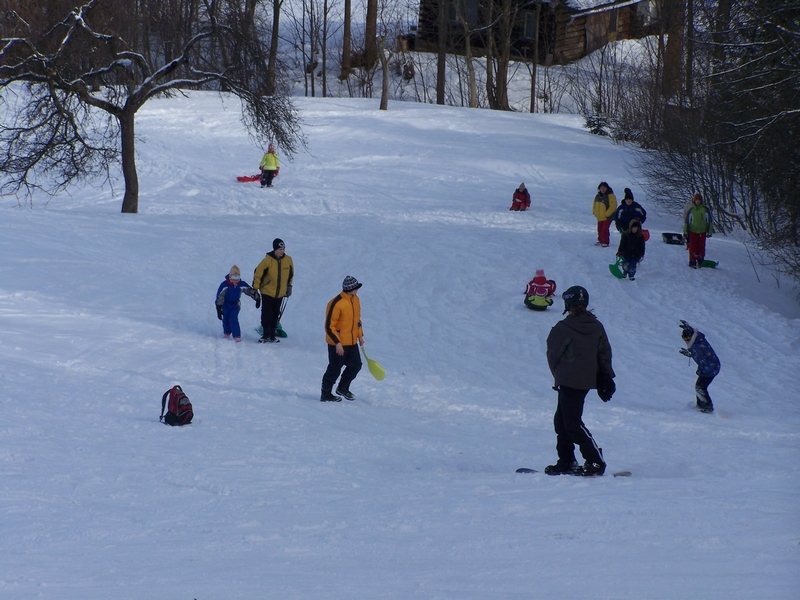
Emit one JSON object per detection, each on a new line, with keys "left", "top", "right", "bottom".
{"left": 414, "top": 0, "right": 658, "bottom": 65}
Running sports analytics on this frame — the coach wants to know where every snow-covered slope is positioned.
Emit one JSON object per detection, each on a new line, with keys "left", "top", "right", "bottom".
{"left": 2, "top": 94, "right": 799, "bottom": 599}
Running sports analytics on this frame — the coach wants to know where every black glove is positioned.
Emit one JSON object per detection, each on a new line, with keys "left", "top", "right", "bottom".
{"left": 216, "top": 305, "right": 223, "bottom": 320}
{"left": 679, "top": 348, "right": 691, "bottom": 357}
{"left": 285, "top": 284, "right": 292, "bottom": 298}
{"left": 596, "top": 372, "right": 615, "bottom": 402}
{"left": 255, "top": 292, "right": 261, "bottom": 309}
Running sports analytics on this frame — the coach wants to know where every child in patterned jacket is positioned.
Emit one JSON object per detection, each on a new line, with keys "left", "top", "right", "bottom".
{"left": 679, "top": 320, "right": 721, "bottom": 413}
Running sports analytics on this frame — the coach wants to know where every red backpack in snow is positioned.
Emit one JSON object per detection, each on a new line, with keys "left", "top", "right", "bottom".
{"left": 160, "top": 385, "right": 193, "bottom": 426}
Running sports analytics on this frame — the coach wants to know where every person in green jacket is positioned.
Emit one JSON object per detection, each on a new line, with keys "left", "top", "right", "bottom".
{"left": 259, "top": 143, "right": 280, "bottom": 188}
{"left": 683, "top": 193, "right": 714, "bottom": 268}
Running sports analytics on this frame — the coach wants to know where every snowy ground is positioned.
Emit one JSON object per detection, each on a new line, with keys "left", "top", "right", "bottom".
{"left": 2, "top": 94, "right": 799, "bottom": 599}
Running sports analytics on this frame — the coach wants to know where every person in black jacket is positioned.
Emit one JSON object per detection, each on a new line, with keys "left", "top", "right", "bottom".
{"left": 616, "top": 219, "right": 646, "bottom": 280}
{"left": 544, "top": 286, "right": 615, "bottom": 476}
{"left": 614, "top": 188, "right": 647, "bottom": 233}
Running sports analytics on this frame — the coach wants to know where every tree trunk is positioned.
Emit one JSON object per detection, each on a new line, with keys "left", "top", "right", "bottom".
{"left": 661, "top": 0, "right": 685, "bottom": 100}
{"left": 456, "top": 3, "right": 477, "bottom": 108}
{"left": 365, "top": 0, "right": 378, "bottom": 70}
{"left": 379, "top": 38, "right": 389, "bottom": 110}
{"left": 322, "top": 0, "right": 328, "bottom": 96}
{"left": 119, "top": 110, "right": 139, "bottom": 214}
{"left": 529, "top": 2, "right": 541, "bottom": 113}
{"left": 436, "top": 0, "right": 447, "bottom": 105}
{"left": 494, "top": 0, "right": 515, "bottom": 111}
{"left": 484, "top": 0, "right": 497, "bottom": 109}
{"left": 340, "top": 0, "right": 351, "bottom": 79}
{"left": 267, "top": 0, "right": 282, "bottom": 95}
{"left": 685, "top": 0, "right": 693, "bottom": 101}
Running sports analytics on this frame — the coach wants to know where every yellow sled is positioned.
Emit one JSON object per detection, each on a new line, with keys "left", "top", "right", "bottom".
{"left": 361, "top": 346, "right": 386, "bottom": 381}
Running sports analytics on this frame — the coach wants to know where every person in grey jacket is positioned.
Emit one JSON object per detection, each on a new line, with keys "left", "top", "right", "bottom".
{"left": 545, "top": 286, "right": 615, "bottom": 476}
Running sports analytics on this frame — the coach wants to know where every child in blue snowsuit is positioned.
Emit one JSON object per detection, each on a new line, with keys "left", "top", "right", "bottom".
{"left": 679, "top": 320, "right": 721, "bottom": 412}
{"left": 215, "top": 265, "right": 257, "bottom": 342}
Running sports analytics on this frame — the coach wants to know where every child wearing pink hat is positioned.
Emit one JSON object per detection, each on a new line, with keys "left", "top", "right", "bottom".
{"left": 524, "top": 269, "right": 557, "bottom": 310}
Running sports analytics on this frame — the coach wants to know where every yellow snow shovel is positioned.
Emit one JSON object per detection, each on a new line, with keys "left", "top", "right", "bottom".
{"left": 361, "top": 346, "right": 385, "bottom": 381}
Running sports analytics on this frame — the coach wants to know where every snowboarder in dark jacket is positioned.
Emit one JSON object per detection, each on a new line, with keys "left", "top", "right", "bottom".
{"left": 679, "top": 320, "right": 720, "bottom": 413}
{"left": 616, "top": 219, "right": 646, "bottom": 280}
{"left": 544, "top": 286, "right": 615, "bottom": 476}
{"left": 614, "top": 188, "right": 647, "bottom": 232}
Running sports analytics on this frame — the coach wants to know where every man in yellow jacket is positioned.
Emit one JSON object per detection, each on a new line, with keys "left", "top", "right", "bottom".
{"left": 321, "top": 276, "right": 364, "bottom": 402}
{"left": 592, "top": 182, "right": 617, "bottom": 247}
{"left": 259, "top": 143, "right": 280, "bottom": 188}
{"left": 252, "top": 238, "right": 294, "bottom": 343}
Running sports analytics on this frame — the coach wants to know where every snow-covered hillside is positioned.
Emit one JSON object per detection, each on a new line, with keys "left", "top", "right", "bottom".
{"left": 2, "top": 94, "right": 799, "bottom": 599}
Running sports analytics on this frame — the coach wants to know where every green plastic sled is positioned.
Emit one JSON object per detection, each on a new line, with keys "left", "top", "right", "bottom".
{"left": 609, "top": 257, "right": 624, "bottom": 279}
{"left": 255, "top": 322, "right": 288, "bottom": 338}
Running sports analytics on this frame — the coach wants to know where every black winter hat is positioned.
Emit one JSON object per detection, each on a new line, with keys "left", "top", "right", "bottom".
{"left": 624, "top": 188, "right": 634, "bottom": 200}
{"left": 273, "top": 238, "right": 285, "bottom": 250}
{"left": 342, "top": 275, "right": 362, "bottom": 292}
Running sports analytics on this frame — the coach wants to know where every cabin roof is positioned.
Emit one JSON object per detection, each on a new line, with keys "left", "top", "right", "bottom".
{"left": 561, "top": 0, "right": 643, "bottom": 15}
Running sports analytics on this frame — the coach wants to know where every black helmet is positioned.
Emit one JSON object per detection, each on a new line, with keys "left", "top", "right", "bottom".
{"left": 562, "top": 286, "right": 589, "bottom": 314}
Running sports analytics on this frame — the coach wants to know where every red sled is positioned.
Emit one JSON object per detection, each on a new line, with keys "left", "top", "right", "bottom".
{"left": 237, "top": 174, "right": 261, "bottom": 182}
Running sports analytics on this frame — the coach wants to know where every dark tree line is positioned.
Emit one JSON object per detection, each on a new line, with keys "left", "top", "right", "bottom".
{"left": 616, "top": 0, "right": 800, "bottom": 283}
{"left": 0, "top": 0, "right": 303, "bottom": 213}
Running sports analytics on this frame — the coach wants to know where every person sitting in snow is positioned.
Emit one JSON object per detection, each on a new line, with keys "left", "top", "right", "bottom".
{"left": 614, "top": 188, "right": 647, "bottom": 233}
{"left": 616, "top": 219, "right": 646, "bottom": 280}
{"left": 215, "top": 265, "right": 258, "bottom": 342}
{"left": 678, "top": 320, "right": 720, "bottom": 413}
{"left": 259, "top": 143, "right": 280, "bottom": 188}
{"left": 524, "top": 269, "right": 557, "bottom": 310}
{"left": 509, "top": 183, "right": 531, "bottom": 211}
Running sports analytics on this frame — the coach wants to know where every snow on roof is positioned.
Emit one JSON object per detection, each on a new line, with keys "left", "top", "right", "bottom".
{"left": 561, "top": 0, "right": 642, "bottom": 14}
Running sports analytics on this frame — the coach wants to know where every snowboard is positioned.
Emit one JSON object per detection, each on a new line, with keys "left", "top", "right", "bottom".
{"left": 517, "top": 467, "right": 630, "bottom": 477}
{"left": 255, "top": 323, "right": 288, "bottom": 338}
{"left": 609, "top": 257, "right": 624, "bottom": 279}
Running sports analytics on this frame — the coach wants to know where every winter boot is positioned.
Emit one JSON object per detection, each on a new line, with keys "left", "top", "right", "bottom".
{"left": 581, "top": 460, "right": 606, "bottom": 476}
{"left": 336, "top": 387, "right": 355, "bottom": 401}
{"left": 581, "top": 448, "right": 606, "bottom": 476}
{"left": 544, "top": 460, "right": 581, "bottom": 476}
{"left": 320, "top": 389, "right": 342, "bottom": 402}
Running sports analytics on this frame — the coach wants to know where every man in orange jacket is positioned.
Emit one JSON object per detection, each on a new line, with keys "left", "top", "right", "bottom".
{"left": 321, "top": 276, "right": 365, "bottom": 402}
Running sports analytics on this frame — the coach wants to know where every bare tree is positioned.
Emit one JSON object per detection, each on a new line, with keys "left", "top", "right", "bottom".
{"left": 436, "top": 0, "right": 447, "bottom": 104}
{"left": 340, "top": 0, "right": 352, "bottom": 79}
{"left": 266, "top": 0, "right": 284, "bottom": 95}
{"left": 1, "top": 0, "right": 303, "bottom": 213}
